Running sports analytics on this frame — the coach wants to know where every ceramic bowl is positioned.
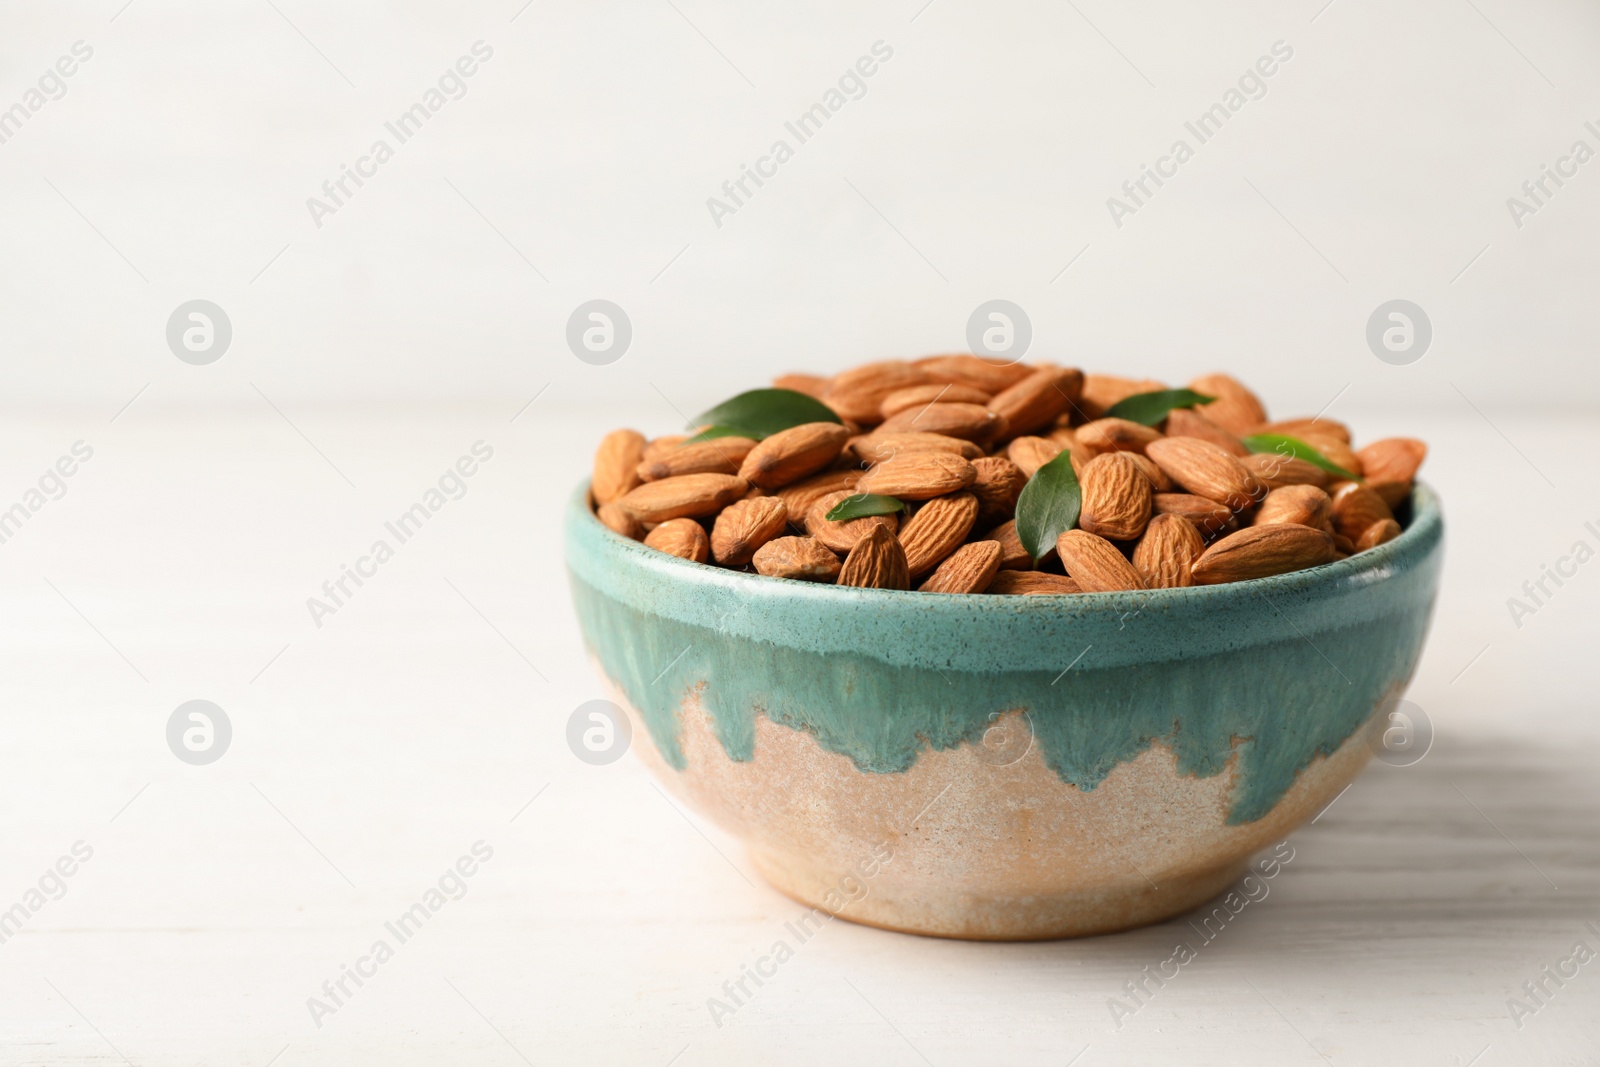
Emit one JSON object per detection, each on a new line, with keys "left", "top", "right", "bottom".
{"left": 566, "top": 483, "right": 1443, "bottom": 940}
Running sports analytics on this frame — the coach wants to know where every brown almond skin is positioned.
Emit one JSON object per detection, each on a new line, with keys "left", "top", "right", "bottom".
{"left": 752, "top": 535, "right": 841, "bottom": 582}
{"left": 880, "top": 383, "right": 991, "bottom": 419}
{"left": 1356, "top": 518, "right": 1402, "bottom": 551}
{"left": 876, "top": 402, "right": 1007, "bottom": 445}
{"left": 1164, "top": 408, "right": 1248, "bottom": 456}
{"left": 1079, "top": 375, "right": 1165, "bottom": 420}
{"left": 986, "top": 366, "right": 1084, "bottom": 438}
{"left": 596, "top": 501, "right": 644, "bottom": 540}
{"left": 616, "top": 473, "right": 748, "bottom": 522}
{"left": 984, "top": 519, "right": 1036, "bottom": 570}
{"left": 1145, "top": 437, "right": 1264, "bottom": 511}
{"left": 1074, "top": 418, "right": 1164, "bottom": 456}
{"left": 1241, "top": 451, "right": 1329, "bottom": 490}
{"left": 806, "top": 489, "right": 900, "bottom": 553}
{"left": 1056, "top": 530, "right": 1147, "bottom": 592}
{"left": 1191, "top": 524, "right": 1334, "bottom": 584}
{"left": 1253, "top": 485, "right": 1333, "bottom": 529}
{"left": 638, "top": 436, "right": 757, "bottom": 481}
{"left": 1357, "top": 438, "right": 1427, "bottom": 508}
{"left": 1132, "top": 513, "right": 1205, "bottom": 588}
{"left": 1078, "top": 452, "right": 1153, "bottom": 542}
{"left": 710, "top": 496, "right": 788, "bottom": 566}
{"left": 986, "top": 571, "right": 1082, "bottom": 595}
{"left": 969, "top": 456, "right": 1026, "bottom": 527}
{"left": 856, "top": 452, "right": 976, "bottom": 500}
{"left": 821, "top": 361, "right": 927, "bottom": 424}
{"left": 850, "top": 432, "right": 982, "bottom": 465}
{"left": 776, "top": 469, "right": 861, "bottom": 522}
{"left": 592, "top": 429, "right": 646, "bottom": 504}
{"left": 1259, "top": 417, "right": 1352, "bottom": 445}
{"left": 1125, "top": 452, "right": 1174, "bottom": 492}
{"left": 772, "top": 373, "right": 831, "bottom": 398}
{"left": 1006, "top": 436, "right": 1063, "bottom": 478}
{"left": 738, "top": 422, "right": 849, "bottom": 489}
{"left": 913, "top": 354, "right": 1033, "bottom": 393}
{"left": 920, "top": 540, "right": 1003, "bottom": 594}
{"left": 838, "top": 524, "right": 910, "bottom": 590}
{"left": 1189, "top": 373, "right": 1267, "bottom": 435}
{"left": 1331, "top": 482, "right": 1394, "bottom": 542}
{"left": 898, "top": 493, "right": 980, "bottom": 576}
{"left": 643, "top": 518, "right": 709, "bottom": 562}
{"left": 1152, "top": 493, "right": 1235, "bottom": 537}
{"left": 1295, "top": 430, "right": 1364, "bottom": 479}
{"left": 641, "top": 435, "right": 687, "bottom": 463}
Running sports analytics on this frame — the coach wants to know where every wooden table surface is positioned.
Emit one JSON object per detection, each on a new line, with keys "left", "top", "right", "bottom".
{"left": 0, "top": 406, "right": 1595, "bottom": 1065}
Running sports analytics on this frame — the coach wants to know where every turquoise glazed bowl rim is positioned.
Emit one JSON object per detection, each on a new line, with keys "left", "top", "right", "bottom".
{"left": 565, "top": 481, "right": 1443, "bottom": 672}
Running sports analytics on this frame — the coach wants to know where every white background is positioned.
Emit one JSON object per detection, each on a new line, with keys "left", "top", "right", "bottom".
{"left": 1, "top": 1, "right": 1598, "bottom": 1064}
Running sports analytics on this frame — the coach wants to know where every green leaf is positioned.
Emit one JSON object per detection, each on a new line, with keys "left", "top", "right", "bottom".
{"left": 1104, "top": 388, "right": 1215, "bottom": 426}
{"left": 1242, "top": 433, "right": 1361, "bottom": 481}
{"left": 688, "top": 388, "right": 841, "bottom": 441}
{"left": 682, "top": 425, "right": 752, "bottom": 444}
{"left": 823, "top": 493, "right": 905, "bottom": 523}
{"left": 1014, "top": 450, "right": 1081, "bottom": 563}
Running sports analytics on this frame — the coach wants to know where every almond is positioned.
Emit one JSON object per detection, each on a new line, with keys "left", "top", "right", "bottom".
{"left": 1189, "top": 373, "right": 1267, "bottom": 435}
{"left": 1191, "top": 524, "right": 1334, "bottom": 584}
{"left": 738, "top": 422, "right": 850, "bottom": 489}
{"left": 920, "top": 540, "right": 1003, "bottom": 593}
{"left": 806, "top": 489, "right": 900, "bottom": 553}
{"left": 772, "top": 373, "right": 831, "bottom": 398}
{"left": 616, "top": 473, "right": 748, "bottom": 522}
{"left": 638, "top": 436, "right": 757, "bottom": 481}
{"left": 1055, "top": 529, "right": 1147, "bottom": 592}
{"left": 1330, "top": 482, "right": 1394, "bottom": 542}
{"left": 1356, "top": 438, "right": 1427, "bottom": 508}
{"left": 1078, "top": 452, "right": 1153, "bottom": 541}
{"left": 597, "top": 501, "right": 643, "bottom": 540}
{"left": 986, "top": 571, "right": 1082, "bottom": 595}
{"left": 710, "top": 496, "right": 788, "bottom": 565}
{"left": 914, "top": 354, "right": 1033, "bottom": 393}
{"left": 897, "top": 492, "right": 980, "bottom": 576}
{"left": 821, "top": 361, "right": 927, "bottom": 424}
{"left": 1241, "top": 451, "right": 1329, "bottom": 490}
{"left": 1126, "top": 452, "right": 1174, "bottom": 492}
{"left": 1006, "top": 436, "right": 1063, "bottom": 478}
{"left": 1080, "top": 375, "right": 1164, "bottom": 420}
{"left": 1074, "top": 418, "right": 1164, "bottom": 456}
{"left": 1132, "top": 513, "right": 1205, "bottom": 588}
{"left": 1145, "top": 437, "right": 1264, "bottom": 511}
{"left": 969, "top": 456, "right": 1027, "bottom": 526}
{"left": 856, "top": 452, "right": 976, "bottom": 500}
{"left": 1163, "top": 408, "right": 1248, "bottom": 456}
{"left": 752, "top": 535, "right": 841, "bottom": 582}
{"left": 986, "top": 365, "right": 1084, "bottom": 438}
{"left": 592, "top": 429, "right": 646, "bottom": 504}
{"left": 1258, "top": 417, "right": 1352, "bottom": 445}
{"left": 1252, "top": 485, "right": 1333, "bottom": 529}
{"left": 838, "top": 524, "right": 910, "bottom": 590}
{"left": 643, "top": 517, "right": 709, "bottom": 562}
{"left": 776, "top": 469, "right": 861, "bottom": 521}
{"left": 1294, "top": 430, "right": 1364, "bottom": 479}
{"left": 850, "top": 432, "right": 982, "bottom": 465}
{"left": 1152, "top": 493, "right": 1236, "bottom": 537}
{"left": 880, "top": 383, "right": 991, "bottom": 418}
{"left": 984, "top": 519, "right": 1036, "bottom": 570}
{"left": 1356, "top": 518, "right": 1402, "bottom": 552}
{"left": 641, "top": 435, "right": 686, "bottom": 463}
{"left": 877, "top": 402, "right": 1006, "bottom": 445}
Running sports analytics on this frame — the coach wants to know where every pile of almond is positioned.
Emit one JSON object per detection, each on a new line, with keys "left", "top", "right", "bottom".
{"left": 589, "top": 358, "right": 1427, "bottom": 594}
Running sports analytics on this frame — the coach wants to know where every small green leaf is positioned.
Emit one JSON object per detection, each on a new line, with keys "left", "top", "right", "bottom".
{"left": 1014, "top": 450, "right": 1081, "bottom": 563}
{"left": 1243, "top": 433, "right": 1361, "bottom": 481}
{"left": 823, "top": 493, "right": 905, "bottom": 523}
{"left": 688, "top": 388, "right": 841, "bottom": 441}
{"left": 1104, "top": 388, "right": 1216, "bottom": 426}
{"left": 682, "top": 425, "right": 751, "bottom": 444}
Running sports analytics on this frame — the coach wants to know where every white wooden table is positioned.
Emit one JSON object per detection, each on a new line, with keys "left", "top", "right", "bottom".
{"left": 0, "top": 406, "right": 1595, "bottom": 1066}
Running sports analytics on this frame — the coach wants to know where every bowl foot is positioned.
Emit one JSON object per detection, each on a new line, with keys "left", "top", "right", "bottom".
{"left": 748, "top": 843, "right": 1251, "bottom": 941}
